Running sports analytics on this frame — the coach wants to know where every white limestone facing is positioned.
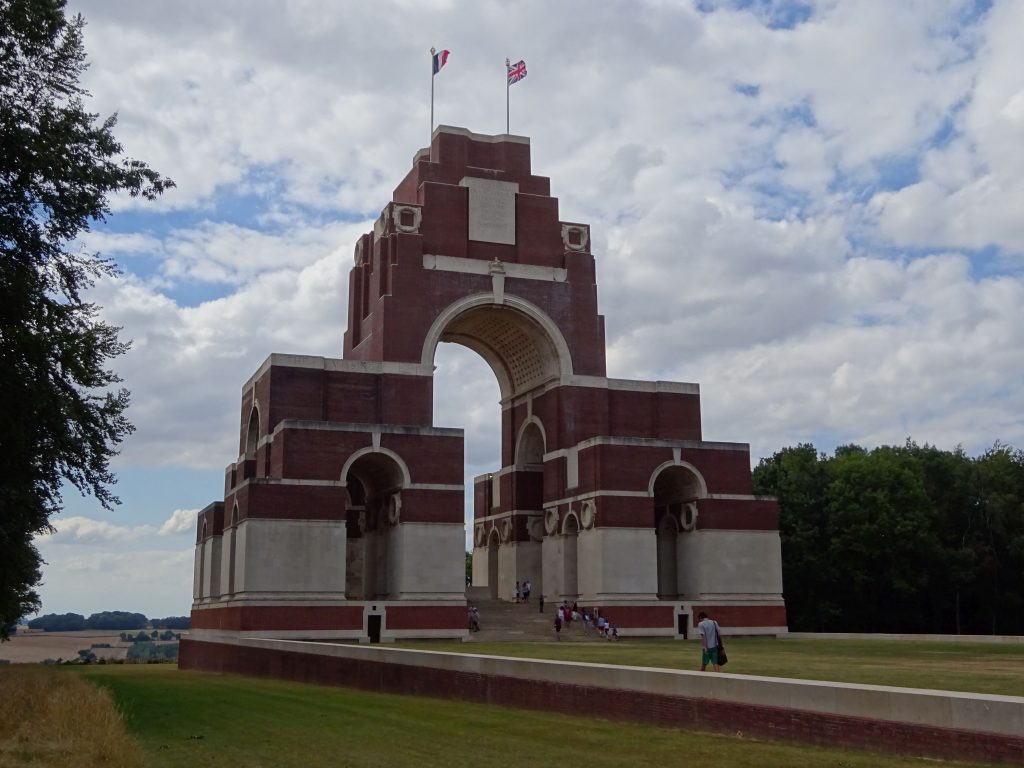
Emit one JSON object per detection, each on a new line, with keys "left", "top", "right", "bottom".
{"left": 460, "top": 177, "right": 518, "bottom": 244}
{"left": 677, "top": 530, "right": 783, "bottom": 598}
{"left": 577, "top": 527, "right": 659, "bottom": 601}
{"left": 487, "top": 540, "right": 542, "bottom": 601}
{"left": 201, "top": 536, "right": 222, "bottom": 599}
{"left": 422, "top": 254, "right": 567, "bottom": 283}
{"left": 234, "top": 519, "right": 347, "bottom": 597}
{"left": 388, "top": 522, "right": 465, "bottom": 598}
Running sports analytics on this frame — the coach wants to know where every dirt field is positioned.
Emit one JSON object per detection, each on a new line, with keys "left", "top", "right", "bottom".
{"left": 0, "top": 630, "right": 131, "bottom": 663}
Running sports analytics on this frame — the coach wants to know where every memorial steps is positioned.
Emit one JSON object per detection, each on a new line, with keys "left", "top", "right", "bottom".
{"left": 465, "top": 596, "right": 609, "bottom": 643}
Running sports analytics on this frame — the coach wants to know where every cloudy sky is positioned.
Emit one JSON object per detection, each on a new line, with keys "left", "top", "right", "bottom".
{"left": 34, "top": 0, "right": 1023, "bottom": 620}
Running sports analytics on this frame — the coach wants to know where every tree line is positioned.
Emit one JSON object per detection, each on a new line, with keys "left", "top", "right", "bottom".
{"left": 26, "top": 611, "right": 189, "bottom": 632}
{"left": 753, "top": 441, "right": 1024, "bottom": 635}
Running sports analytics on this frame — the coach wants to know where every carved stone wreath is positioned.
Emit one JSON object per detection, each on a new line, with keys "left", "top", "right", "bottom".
{"left": 474, "top": 524, "right": 486, "bottom": 547}
{"left": 498, "top": 519, "right": 512, "bottom": 543}
{"left": 392, "top": 204, "right": 422, "bottom": 234}
{"left": 527, "top": 516, "right": 545, "bottom": 542}
{"left": 680, "top": 501, "right": 698, "bottom": 532}
{"left": 544, "top": 508, "right": 560, "bottom": 535}
{"left": 580, "top": 500, "right": 596, "bottom": 530}
{"left": 386, "top": 493, "right": 402, "bottom": 526}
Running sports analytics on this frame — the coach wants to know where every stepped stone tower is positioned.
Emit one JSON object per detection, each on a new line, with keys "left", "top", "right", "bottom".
{"left": 184, "top": 126, "right": 785, "bottom": 654}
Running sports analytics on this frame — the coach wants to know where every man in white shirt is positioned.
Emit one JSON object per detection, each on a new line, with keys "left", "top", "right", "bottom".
{"left": 697, "top": 611, "right": 720, "bottom": 671}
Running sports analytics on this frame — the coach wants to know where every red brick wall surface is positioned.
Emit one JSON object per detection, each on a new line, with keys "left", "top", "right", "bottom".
{"left": 696, "top": 497, "right": 779, "bottom": 531}
{"left": 179, "top": 640, "right": 1024, "bottom": 766}
{"left": 237, "top": 482, "right": 347, "bottom": 522}
{"left": 696, "top": 604, "right": 787, "bottom": 629}
{"left": 189, "top": 605, "right": 363, "bottom": 632}
{"left": 385, "top": 605, "right": 466, "bottom": 630}
{"left": 398, "top": 488, "right": 462, "bottom": 524}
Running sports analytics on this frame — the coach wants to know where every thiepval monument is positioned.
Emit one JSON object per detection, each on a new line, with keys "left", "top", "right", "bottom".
{"left": 185, "top": 127, "right": 786, "bottom": 650}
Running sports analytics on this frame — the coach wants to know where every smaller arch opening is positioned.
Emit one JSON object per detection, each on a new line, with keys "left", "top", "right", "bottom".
{"left": 652, "top": 465, "right": 703, "bottom": 506}
{"left": 245, "top": 406, "right": 260, "bottom": 458}
{"left": 515, "top": 421, "right": 545, "bottom": 470}
{"left": 344, "top": 451, "right": 406, "bottom": 601}
{"left": 652, "top": 464, "right": 705, "bottom": 601}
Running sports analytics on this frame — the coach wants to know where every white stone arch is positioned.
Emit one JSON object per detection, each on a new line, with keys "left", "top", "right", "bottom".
{"left": 561, "top": 510, "right": 581, "bottom": 536}
{"left": 420, "top": 293, "right": 574, "bottom": 400}
{"left": 340, "top": 446, "right": 413, "bottom": 489}
{"left": 514, "top": 416, "right": 547, "bottom": 469}
{"left": 646, "top": 460, "right": 708, "bottom": 499}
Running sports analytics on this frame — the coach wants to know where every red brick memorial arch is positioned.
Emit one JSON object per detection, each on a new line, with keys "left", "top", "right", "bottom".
{"left": 186, "top": 126, "right": 786, "bottom": 645}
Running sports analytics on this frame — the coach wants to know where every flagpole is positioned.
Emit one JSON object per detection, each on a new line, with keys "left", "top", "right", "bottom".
{"left": 505, "top": 57, "right": 510, "bottom": 134}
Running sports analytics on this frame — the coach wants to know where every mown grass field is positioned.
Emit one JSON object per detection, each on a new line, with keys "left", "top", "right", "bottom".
{"left": 408, "top": 637, "right": 1024, "bottom": 697}
{"left": 67, "top": 664, "right": 990, "bottom": 768}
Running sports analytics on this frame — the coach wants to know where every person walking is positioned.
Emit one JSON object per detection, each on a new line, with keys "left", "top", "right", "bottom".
{"left": 554, "top": 612, "right": 562, "bottom": 640}
{"left": 538, "top": 594, "right": 544, "bottom": 613}
{"left": 697, "top": 611, "right": 721, "bottom": 671}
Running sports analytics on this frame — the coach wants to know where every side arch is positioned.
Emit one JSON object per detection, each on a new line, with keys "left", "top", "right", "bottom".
{"left": 647, "top": 460, "right": 708, "bottom": 499}
{"left": 340, "top": 446, "right": 413, "bottom": 488}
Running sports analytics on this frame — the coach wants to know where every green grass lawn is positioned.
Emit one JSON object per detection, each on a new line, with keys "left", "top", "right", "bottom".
{"left": 73, "top": 664, "right": 991, "bottom": 768}
{"left": 401, "top": 637, "right": 1024, "bottom": 697}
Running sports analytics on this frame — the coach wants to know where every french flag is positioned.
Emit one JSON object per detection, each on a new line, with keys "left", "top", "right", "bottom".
{"left": 432, "top": 49, "right": 450, "bottom": 75}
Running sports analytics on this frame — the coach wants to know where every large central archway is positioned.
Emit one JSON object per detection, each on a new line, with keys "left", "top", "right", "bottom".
{"left": 428, "top": 296, "right": 569, "bottom": 602}
{"left": 422, "top": 295, "right": 573, "bottom": 401}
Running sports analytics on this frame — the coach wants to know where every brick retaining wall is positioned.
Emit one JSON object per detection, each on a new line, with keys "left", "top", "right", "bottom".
{"left": 180, "top": 636, "right": 1024, "bottom": 765}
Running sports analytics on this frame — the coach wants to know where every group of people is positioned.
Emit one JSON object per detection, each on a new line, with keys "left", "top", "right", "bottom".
{"left": 475, "top": 594, "right": 724, "bottom": 669}
{"left": 513, "top": 580, "right": 532, "bottom": 603}
{"left": 552, "top": 601, "right": 618, "bottom": 641}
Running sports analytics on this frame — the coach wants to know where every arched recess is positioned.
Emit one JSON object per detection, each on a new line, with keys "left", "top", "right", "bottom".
{"left": 343, "top": 450, "right": 407, "bottom": 600}
{"left": 650, "top": 463, "right": 706, "bottom": 600}
{"left": 515, "top": 418, "right": 546, "bottom": 470}
{"left": 421, "top": 293, "right": 574, "bottom": 401}
{"left": 245, "top": 404, "right": 260, "bottom": 458}
{"left": 647, "top": 460, "right": 708, "bottom": 499}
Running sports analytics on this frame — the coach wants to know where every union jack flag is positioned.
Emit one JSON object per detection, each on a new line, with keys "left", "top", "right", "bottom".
{"left": 507, "top": 59, "right": 527, "bottom": 86}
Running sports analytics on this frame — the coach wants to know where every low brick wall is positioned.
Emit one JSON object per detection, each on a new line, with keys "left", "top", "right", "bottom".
{"left": 180, "top": 636, "right": 1024, "bottom": 765}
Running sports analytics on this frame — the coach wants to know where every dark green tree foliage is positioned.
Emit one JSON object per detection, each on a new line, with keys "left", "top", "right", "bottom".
{"left": 754, "top": 441, "right": 1024, "bottom": 633}
{"left": 27, "top": 612, "right": 84, "bottom": 631}
{"left": 0, "top": 1, "right": 171, "bottom": 639}
{"left": 151, "top": 615, "right": 189, "bottom": 630}
{"left": 83, "top": 610, "right": 147, "bottom": 630}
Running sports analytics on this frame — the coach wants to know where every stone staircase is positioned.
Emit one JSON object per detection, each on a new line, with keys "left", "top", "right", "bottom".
{"left": 464, "top": 595, "right": 611, "bottom": 643}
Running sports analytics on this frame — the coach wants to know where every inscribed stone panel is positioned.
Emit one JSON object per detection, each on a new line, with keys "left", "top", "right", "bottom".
{"left": 460, "top": 176, "right": 518, "bottom": 245}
